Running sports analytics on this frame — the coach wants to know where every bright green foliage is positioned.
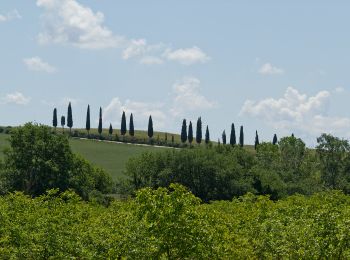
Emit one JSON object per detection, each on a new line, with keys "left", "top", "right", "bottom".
{"left": 196, "top": 117, "right": 202, "bottom": 144}
{"left": 188, "top": 121, "right": 193, "bottom": 145}
{"left": 52, "top": 108, "right": 57, "bottom": 130}
{"left": 86, "top": 105, "right": 90, "bottom": 135}
{"left": 181, "top": 119, "right": 187, "bottom": 143}
{"left": 98, "top": 107, "right": 102, "bottom": 136}
{"left": 129, "top": 113, "right": 134, "bottom": 136}
{"left": 148, "top": 115, "right": 153, "bottom": 139}
{"left": 67, "top": 102, "right": 73, "bottom": 133}
{"left": 230, "top": 123, "right": 236, "bottom": 146}
{"left": 121, "top": 111, "right": 127, "bottom": 136}
{"left": 239, "top": 125, "right": 244, "bottom": 147}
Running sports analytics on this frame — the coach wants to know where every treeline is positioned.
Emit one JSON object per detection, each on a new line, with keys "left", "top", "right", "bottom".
{"left": 1, "top": 184, "right": 350, "bottom": 259}
{"left": 122, "top": 133, "right": 350, "bottom": 201}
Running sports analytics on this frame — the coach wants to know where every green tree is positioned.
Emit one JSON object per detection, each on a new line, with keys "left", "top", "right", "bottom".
{"left": 109, "top": 123, "right": 113, "bottom": 137}
{"left": 181, "top": 119, "right": 187, "bottom": 143}
{"left": 255, "top": 130, "right": 260, "bottom": 150}
{"left": 239, "top": 126, "right": 244, "bottom": 147}
{"left": 67, "top": 102, "right": 73, "bottom": 134}
{"left": 188, "top": 121, "right": 193, "bottom": 145}
{"left": 222, "top": 130, "right": 226, "bottom": 145}
{"left": 52, "top": 108, "right": 57, "bottom": 131}
{"left": 61, "top": 116, "right": 65, "bottom": 132}
{"left": 205, "top": 125, "right": 210, "bottom": 144}
{"left": 273, "top": 134, "right": 278, "bottom": 145}
{"left": 171, "top": 135, "right": 174, "bottom": 144}
{"left": 148, "top": 115, "right": 153, "bottom": 140}
{"left": 86, "top": 105, "right": 91, "bottom": 136}
{"left": 165, "top": 132, "right": 168, "bottom": 143}
{"left": 230, "top": 123, "right": 236, "bottom": 146}
{"left": 196, "top": 117, "right": 202, "bottom": 145}
{"left": 121, "top": 111, "right": 127, "bottom": 137}
{"left": 129, "top": 113, "right": 135, "bottom": 137}
{"left": 98, "top": 107, "right": 103, "bottom": 137}
{"left": 279, "top": 135, "right": 305, "bottom": 171}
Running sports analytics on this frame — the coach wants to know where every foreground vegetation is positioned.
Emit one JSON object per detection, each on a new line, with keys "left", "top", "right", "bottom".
{"left": 0, "top": 185, "right": 349, "bottom": 259}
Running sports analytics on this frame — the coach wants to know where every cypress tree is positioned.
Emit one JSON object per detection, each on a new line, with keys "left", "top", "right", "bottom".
{"left": 273, "top": 134, "right": 278, "bottom": 145}
{"left": 98, "top": 107, "right": 103, "bottom": 136}
{"left": 171, "top": 135, "right": 174, "bottom": 144}
{"left": 188, "top": 121, "right": 193, "bottom": 145}
{"left": 129, "top": 113, "right": 134, "bottom": 137}
{"left": 255, "top": 130, "right": 260, "bottom": 150}
{"left": 239, "top": 125, "right": 244, "bottom": 147}
{"left": 222, "top": 130, "right": 226, "bottom": 145}
{"left": 61, "top": 116, "right": 65, "bottom": 132}
{"left": 181, "top": 119, "right": 187, "bottom": 143}
{"left": 230, "top": 123, "right": 236, "bottom": 146}
{"left": 86, "top": 105, "right": 90, "bottom": 136}
{"left": 67, "top": 102, "right": 73, "bottom": 134}
{"left": 148, "top": 115, "right": 153, "bottom": 139}
{"left": 205, "top": 125, "right": 210, "bottom": 144}
{"left": 52, "top": 108, "right": 57, "bottom": 131}
{"left": 109, "top": 123, "right": 113, "bottom": 136}
{"left": 165, "top": 133, "right": 168, "bottom": 143}
{"left": 196, "top": 117, "right": 202, "bottom": 144}
{"left": 121, "top": 111, "right": 127, "bottom": 137}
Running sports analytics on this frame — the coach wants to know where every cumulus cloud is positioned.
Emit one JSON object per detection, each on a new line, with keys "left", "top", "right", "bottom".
{"left": 163, "top": 46, "right": 210, "bottom": 65}
{"left": 1, "top": 92, "right": 30, "bottom": 105}
{"left": 23, "top": 57, "right": 57, "bottom": 73}
{"left": 258, "top": 63, "right": 284, "bottom": 75}
{"left": 36, "top": 0, "right": 125, "bottom": 49}
{"left": 0, "top": 9, "right": 21, "bottom": 22}
{"left": 240, "top": 87, "right": 350, "bottom": 140}
{"left": 170, "top": 77, "right": 216, "bottom": 117}
{"left": 104, "top": 98, "right": 167, "bottom": 129}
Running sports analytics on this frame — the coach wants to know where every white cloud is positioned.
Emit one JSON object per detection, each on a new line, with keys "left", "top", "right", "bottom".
{"left": 104, "top": 98, "right": 167, "bottom": 129}
{"left": 36, "top": 0, "right": 125, "bottom": 49}
{"left": 1, "top": 92, "right": 30, "bottom": 105}
{"left": 0, "top": 9, "right": 21, "bottom": 22}
{"left": 163, "top": 46, "right": 210, "bottom": 65}
{"left": 258, "top": 63, "right": 284, "bottom": 75}
{"left": 23, "top": 57, "right": 57, "bottom": 73}
{"left": 335, "top": 87, "right": 345, "bottom": 93}
{"left": 240, "top": 87, "right": 350, "bottom": 140}
{"left": 170, "top": 77, "right": 215, "bottom": 117}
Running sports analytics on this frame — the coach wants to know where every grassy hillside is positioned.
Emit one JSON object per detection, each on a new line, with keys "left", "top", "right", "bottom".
{"left": 0, "top": 133, "right": 166, "bottom": 180}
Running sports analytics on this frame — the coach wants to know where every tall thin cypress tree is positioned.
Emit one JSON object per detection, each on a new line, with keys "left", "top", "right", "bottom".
{"left": 109, "top": 123, "right": 113, "bottom": 137}
{"left": 255, "top": 130, "right": 260, "bottom": 150}
{"left": 239, "top": 125, "right": 244, "bottom": 147}
{"left": 273, "top": 134, "right": 278, "bottom": 145}
{"left": 121, "top": 111, "right": 127, "bottom": 137}
{"left": 188, "top": 121, "right": 193, "bottom": 145}
{"left": 205, "top": 125, "right": 210, "bottom": 144}
{"left": 86, "top": 105, "right": 91, "bottom": 136}
{"left": 52, "top": 108, "right": 57, "bottom": 131}
{"left": 67, "top": 102, "right": 73, "bottom": 134}
{"left": 129, "top": 113, "right": 134, "bottom": 137}
{"left": 148, "top": 115, "right": 153, "bottom": 139}
{"left": 181, "top": 119, "right": 187, "bottom": 143}
{"left": 98, "top": 107, "right": 103, "bottom": 136}
{"left": 222, "top": 130, "right": 226, "bottom": 145}
{"left": 196, "top": 117, "right": 202, "bottom": 144}
{"left": 61, "top": 116, "right": 65, "bottom": 132}
{"left": 230, "top": 123, "right": 236, "bottom": 146}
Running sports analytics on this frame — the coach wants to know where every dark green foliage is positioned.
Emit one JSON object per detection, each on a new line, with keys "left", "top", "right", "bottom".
{"left": 129, "top": 113, "right": 134, "bottom": 136}
{"left": 61, "top": 116, "right": 65, "bottom": 130}
{"left": 222, "top": 130, "right": 226, "bottom": 145}
{"left": 181, "top": 119, "right": 187, "bottom": 143}
{"left": 230, "top": 123, "right": 236, "bottom": 146}
{"left": 121, "top": 111, "right": 127, "bottom": 136}
{"left": 205, "top": 126, "right": 210, "bottom": 144}
{"left": 196, "top": 117, "right": 202, "bottom": 144}
{"left": 52, "top": 108, "right": 57, "bottom": 130}
{"left": 67, "top": 102, "right": 73, "bottom": 133}
{"left": 273, "top": 133, "right": 278, "bottom": 145}
{"left": 86, "top": 105, "right": 90, "bottom": 135}
{"left": 239, "top": 125, "right": 244, "bottom": 147}
{"left": 148, "top": 115, "right": 153, "bottom": 139}
{"left": 109, "top": 123, "right": 113, "bottom": 136}
{"left": 98, "top": 107, "right": 102, "bottom": 136}
{"left": 172, "top": 135, "right": 174, "bottom": 144}
{"left": 0, "top": 123, "right": 113, "bottom": 198}
{"left": 254, "top": 130, "right": 259, "bottom": 150}
{"left": 188, "top": 121, "right": 193, "bottom": 145}
{"left": 165, "top": 132, "right": 168, "bottom": 142}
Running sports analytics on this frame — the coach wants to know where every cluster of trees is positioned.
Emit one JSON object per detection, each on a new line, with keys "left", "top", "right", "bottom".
{"left": 1, "top": 184, "right": 350, "bottom": 259}
{"left": 123, "top": 133, "right": 350, "bottom": 201}
{"left": 0, "top": 123, "right": 113, "bottom": 201}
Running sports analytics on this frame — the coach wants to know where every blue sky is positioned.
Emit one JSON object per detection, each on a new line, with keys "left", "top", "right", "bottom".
{"left": 1, "top": 0, "right": 350, "bottom": 145}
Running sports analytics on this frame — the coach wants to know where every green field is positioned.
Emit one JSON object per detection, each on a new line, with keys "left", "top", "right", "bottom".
{"left": 0, "top": 133, "right": 166, "bottom": 179}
